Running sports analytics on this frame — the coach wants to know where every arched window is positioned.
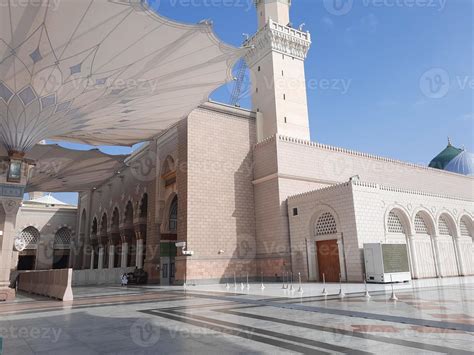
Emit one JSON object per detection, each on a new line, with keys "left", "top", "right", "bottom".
{"left": 414, "top": 213, "right": 429, "bottom": 234}
{"left": 460, "top": 218, "right": 472, "bottom": 237}
{"left": 124, "top": 201, "right": 133, "bottom": 225}
{"left": 54, "top": 227, "right": 71, "bottom": 247}
{"left": 315, "top": 212, "right": 337, "bottom": 236}
{"left": 21, "top": 227, "right": 40, "bottom": 249}
{"left": 169, "top": 196, "right": 178, "bottom": 233}
{"left": 438, "top": 216, "right": 451, "bottom": 236}
{"left": 139, "top": 194, "right": 148, "bottom": 218}
{"left": 111, "top": 208, "right": 120, "bottom": 230}
{"left": 100, "top": 213, "right": 108, "bottom": 236}
{"left": 388, "top": 211, "right": 405, "bottom": 234}
{"left": 91, "top": 217, "right": 98, "bottom": 235}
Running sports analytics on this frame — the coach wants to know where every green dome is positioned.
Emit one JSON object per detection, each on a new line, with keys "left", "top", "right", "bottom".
{"left": 429, "top": 142, "right": 462, "bottom": 170}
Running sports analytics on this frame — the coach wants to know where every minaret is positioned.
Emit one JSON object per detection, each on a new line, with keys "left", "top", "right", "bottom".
{"left": 245, "top": 0, "right": 311, "bottom": 141}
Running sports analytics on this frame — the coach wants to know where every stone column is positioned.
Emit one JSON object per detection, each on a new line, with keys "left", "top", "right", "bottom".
{"left": 90, "top": 248, "right": 95, "bottom": 269}
{"left": 35, "top": 234, "right": 54, "bottom": 270}
{"left": 0, "top": 199, "right": 21, "bottom": 301}
{"left": 407, "top": 235, "right": 419, "bottom": 279}
{"left": 453, "top": 237, "right": 465, "bottom": 276}
{"left": 136, "top": 239, "right": 144, "bottom": 269}
{"left": 108, "top": 244, "right": 115, "bottom": 269}
{"left": 121, "top": 242, "right": 128, "bottom": 267}
{"left": 83, "top": 243, "right": 92, "bottom": 271}
{"left": 98, "top": 246, "right": 104, "bottom": 270}
{"left": 432, "top": 236, "right": 443, "bottom": 277}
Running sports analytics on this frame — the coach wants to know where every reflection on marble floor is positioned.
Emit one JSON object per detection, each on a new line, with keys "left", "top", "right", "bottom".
{"left": 0, "top": 277, "right": 472, "bottom": 354}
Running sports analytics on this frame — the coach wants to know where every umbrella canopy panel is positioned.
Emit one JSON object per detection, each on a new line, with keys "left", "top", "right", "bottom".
{"left": 25, "top": 144, "right": 126, "bottom": 192}
{"left": 0, "top": 0, "right": 244, "bottom": 153}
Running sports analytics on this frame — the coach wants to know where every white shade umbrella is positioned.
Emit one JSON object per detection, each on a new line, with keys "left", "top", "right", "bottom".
{"left": 0, "top": 0, "right": 245, "bottom": 153}
{"left": 25, "top": 144, "right": 126, "bottom": 192}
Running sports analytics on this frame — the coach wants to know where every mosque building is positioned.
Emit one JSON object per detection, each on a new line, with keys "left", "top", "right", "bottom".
{"left": 1, "top": 1, "right": 472, "bottom": 297}
{"left": 66, "top": 0, "right": 473, "bottom": 285}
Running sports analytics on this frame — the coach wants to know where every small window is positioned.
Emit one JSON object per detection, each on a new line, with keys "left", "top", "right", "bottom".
{"left": 282, "top": 54, "right": 285, "bottom": 60}
{"left": 258, "top": 66, "right": 261, "bottom": 72}
{"left": 284, "top": 117, "right": 287, "bottom": 123}
{"left": 283, "top": 94, "right": 286, "bottom": 100}
{"left": 293, "top": 208, "right": 298, "bottom": 216}
{"left": 282, "top": 70, "right": 284, "bottom": 76}
{"left": 257, "top": 108, "right": 260, "bottom": 112}
{"left": 256, "top": 87, "right": 258, "bottom": 93}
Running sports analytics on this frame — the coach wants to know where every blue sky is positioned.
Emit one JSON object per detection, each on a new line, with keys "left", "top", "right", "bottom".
{"left": 50, "top": 0, "right": 473, "bottom": 205}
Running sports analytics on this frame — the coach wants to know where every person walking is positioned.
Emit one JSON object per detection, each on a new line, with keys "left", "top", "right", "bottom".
{"left": 121, "top": 273, "right": 128, "bottom": 287}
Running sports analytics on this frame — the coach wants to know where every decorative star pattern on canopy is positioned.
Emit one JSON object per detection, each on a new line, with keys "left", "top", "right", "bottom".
{"left": 0, "top": 0, "right": 245, "bottom": 153}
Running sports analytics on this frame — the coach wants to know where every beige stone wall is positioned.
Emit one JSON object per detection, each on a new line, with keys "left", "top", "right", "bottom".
{"left": 288, "top": 183, "right": 357, "bottom": 281}
{"left": 182, "top": 102, "right": 257, "bottom": 282}
{"left": 276, "top": 136, "right": 473, "bottom": 198}
{"left": 13, "top": 204, "right": 77, "bottom": 271}
{"left": 254, "top": 135, "right": 473, "bottom": 281}
{"left": 287, "top": 181, "right": 474, "bottom": 282}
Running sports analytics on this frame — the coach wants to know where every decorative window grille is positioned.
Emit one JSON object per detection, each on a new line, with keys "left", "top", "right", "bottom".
{"left": 460, "top": 220, "right": 471, "bottom": 237}
{"left": 54, "top": 227, "right": 71, "bottom": 246}
{"left": 387, "top": 211, "right": 405, "bottom": 234}
{"left": 414, "top": 214, "right": 429, "bottom": 234}
{"left": 438, "top": 216, "right": 451, "bottom": 236}
{"left": 315, "top": 212, "right": 337, "bottom": 236}
{"left": 21, "top": 227, "right": 40, "bottom": 249}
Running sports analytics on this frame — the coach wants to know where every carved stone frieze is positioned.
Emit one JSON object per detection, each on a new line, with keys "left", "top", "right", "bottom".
{"left": 244, "top": 19, "right": 311, "bottom": 67}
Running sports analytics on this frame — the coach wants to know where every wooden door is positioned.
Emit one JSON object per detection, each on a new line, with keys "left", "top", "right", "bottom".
{"left": 317, "top": 239, "right": 341, "bottom": 282}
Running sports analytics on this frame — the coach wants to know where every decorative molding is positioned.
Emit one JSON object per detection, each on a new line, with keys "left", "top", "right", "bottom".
{"left": 1, "top": 198, "right": 22, "bottom": 215}
{"left": 276, "top": 134, "right": 474, "bottom": 180}
{"left": 244, "top": 19, "right": 311, "bottom": 67}
{"left": 288, "top": 179, "right": 474, "bottom": 204}
{"left": 0, "top": 183, "right": 24, "bottom": 198}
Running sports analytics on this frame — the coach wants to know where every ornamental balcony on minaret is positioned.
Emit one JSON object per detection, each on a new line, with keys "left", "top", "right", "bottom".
{"left": 245, "top": 0, "right": 312, "bottom": 141}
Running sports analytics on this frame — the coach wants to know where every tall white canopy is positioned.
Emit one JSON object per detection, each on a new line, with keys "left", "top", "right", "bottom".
{"left": 0, "top": 0, "right": 244, "bottom": 153}
{"left": 24, "top": 144, "right": 126, "bottom": 192}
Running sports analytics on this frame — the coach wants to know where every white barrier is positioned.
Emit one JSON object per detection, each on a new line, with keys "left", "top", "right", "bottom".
{"left": 18, "top": 269, "right": 73, "bottom": 301}
{"left": 72, "top": 267, "right": 135, "bottom": 286}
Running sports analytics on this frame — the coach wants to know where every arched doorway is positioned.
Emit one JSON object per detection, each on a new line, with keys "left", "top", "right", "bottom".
{"left": 161, "top": 195, "right": 178, "bottom": 285}
{"left": 53, "top": 227, "right": 71, "bottom": 269}
{"left": 459, "top": 216, "right": 473, "bottom": 274}
{"left": 437, "top": 213, "right": 459, "bottom": 277}
{"left": 110, "top": 207, "right": 121, "bottom": 268}
{"left": 123, "top": 201, "right": 135, "bottom": 267}
{"left": 313, "top": 211, "right": 342, "bottom": 283}
{"left": 412, "top": 211, "right": 437, "bottom": 278}
{"left": 91, "top": 217, "right": 99, "bottom": 269}
{"left": 17, "top": 226, "right": 40, "bottom": 270}
{"left": 386, "top": 209, "right": 413, "bottom": 277}
{"left": 138, "top": 194, "right": 148, "bottom": 269}
{"left": 100, "top": 213, "right": 108, "bottom": 269}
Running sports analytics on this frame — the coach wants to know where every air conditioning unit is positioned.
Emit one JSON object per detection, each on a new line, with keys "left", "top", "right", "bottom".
{"left": 364, "top": 243, "right": 411, "bottom": 283}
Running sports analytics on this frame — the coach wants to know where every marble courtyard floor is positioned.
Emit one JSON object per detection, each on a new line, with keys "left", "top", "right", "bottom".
{"left": 0, "top": 278, "right": 473, "bottom": 354}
